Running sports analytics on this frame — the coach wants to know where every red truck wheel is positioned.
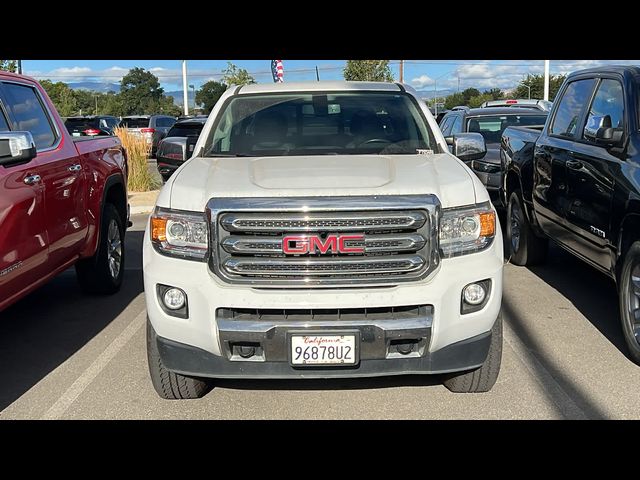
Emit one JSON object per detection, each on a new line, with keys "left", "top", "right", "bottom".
{"left": 75, "top": 203, "right": 125, "bottom": 294}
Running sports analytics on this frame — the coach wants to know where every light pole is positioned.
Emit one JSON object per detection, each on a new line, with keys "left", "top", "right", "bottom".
{"left": 521, "top": 82, "right": 532, "bottom": 99}
{"left": 189, "top": 84, "right": 195, "bottom": 111}
{"left": 433, "top": 70, "right": 454, "bottom": 116}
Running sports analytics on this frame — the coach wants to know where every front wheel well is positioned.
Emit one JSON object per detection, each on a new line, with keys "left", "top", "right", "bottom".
{"left": 617, "top": 214, "right": 640, "bottom": 281}
{"left": 104, "top": 180, "right": 127, "bottom": 226}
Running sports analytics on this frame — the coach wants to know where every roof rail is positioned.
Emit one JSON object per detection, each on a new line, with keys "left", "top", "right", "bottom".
{"left": 450, "top": 105, "right": 470, "bottom": 111}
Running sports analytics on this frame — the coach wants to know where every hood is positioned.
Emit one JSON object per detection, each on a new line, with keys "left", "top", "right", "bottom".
{"left": 168, "top": 154, "right": 478, "bottom": 212}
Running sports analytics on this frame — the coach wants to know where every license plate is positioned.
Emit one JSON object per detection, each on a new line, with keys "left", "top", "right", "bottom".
{"left": 72, "top": 132, "right": 81, "bottom": 137}
{"left": 290, "top": 334, "right": 357, "bottom": 366}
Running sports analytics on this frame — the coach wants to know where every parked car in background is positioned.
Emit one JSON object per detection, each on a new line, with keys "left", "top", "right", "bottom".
{"left": 119, "top": 115, "right": 176, "bottom": 156}
{"left": 65, "top": 115, "right": 120, "bottom": 136}
{"left": 500, "top": 65, "right": 640, "bottom": 365}
{"left": 156, "top": 116, "right": 208, "bottom": 181}
{"left": 0, "top": 71, "right": 129, "bottom": 313}
{"left": 480, "top": 99, "right": 552, "bottom": 112}
{"left": 439, "top": 106, "right": 548, "bottom": 207}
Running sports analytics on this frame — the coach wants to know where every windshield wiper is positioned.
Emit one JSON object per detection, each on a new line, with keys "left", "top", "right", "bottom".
{"left": 207, "top": 153, "right": 255, "bottom": 157}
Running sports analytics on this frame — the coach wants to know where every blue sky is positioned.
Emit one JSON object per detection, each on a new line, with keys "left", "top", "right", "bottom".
{"left": 22, "top": 59, "right": 640, "bottom": 93}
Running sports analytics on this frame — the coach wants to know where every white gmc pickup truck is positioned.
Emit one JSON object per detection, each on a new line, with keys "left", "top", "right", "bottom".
{"left": 143, "top": 81, "right": 503, "bottom": 399}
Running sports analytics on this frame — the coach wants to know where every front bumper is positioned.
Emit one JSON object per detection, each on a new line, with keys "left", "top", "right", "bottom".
{"left": 143, "top": 219, "right": 503, "bottom": 378}
{"left": 156, "top": 326, "right": 492, "bottom": 378}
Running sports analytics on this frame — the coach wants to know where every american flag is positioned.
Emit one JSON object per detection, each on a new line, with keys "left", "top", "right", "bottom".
{"left": 271, "top": 60, "right": 284, "bottom": 83}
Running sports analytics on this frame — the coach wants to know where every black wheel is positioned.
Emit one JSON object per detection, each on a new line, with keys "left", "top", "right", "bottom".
{"left": 507, "top": 190, "right": 548, "bottom": 266}
{"left": 75, "top": 203, "right": 125, "bottom": 294}
{"left": 618, "top": 242, "right": 640, "bottom": 364}
{"left": 147, "top": 319, "right": 212, "bottom": 400}
{"left": 443, "top": 312, "right": 503, "bottom": 393}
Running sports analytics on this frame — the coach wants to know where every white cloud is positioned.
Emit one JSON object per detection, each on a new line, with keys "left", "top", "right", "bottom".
{"left": 411, "top": 74, "right": 433, "bottom": 88}
{"left": 149, "top": 67, "right": 167, "bottom": 72}
{"left": 51, "top": 66, "right": 92, "bottom": 75}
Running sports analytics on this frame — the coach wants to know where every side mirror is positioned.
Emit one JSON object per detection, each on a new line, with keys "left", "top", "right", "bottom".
{"left": 584, "top": 114, "right": 624, "bottom": 147}
{"left": 446, "top": 132, "right": 486, "bottom": 162}
{"left": 157, "top": 136, "right": 188, "bottom": 162}
{"left": 0, "top": 132, "right": 37, "bottom": 166}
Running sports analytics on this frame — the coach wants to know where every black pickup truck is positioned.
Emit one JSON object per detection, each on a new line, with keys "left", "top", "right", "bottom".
{"left": 501, "top": 66, "right": 640, "bottom": 364}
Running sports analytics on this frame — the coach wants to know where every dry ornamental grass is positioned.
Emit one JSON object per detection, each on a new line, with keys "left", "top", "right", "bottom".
{"left": 113, "top": 126, "right": 157, "bottom": 192}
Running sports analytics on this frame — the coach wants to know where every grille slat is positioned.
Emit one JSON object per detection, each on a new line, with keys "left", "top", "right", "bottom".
{"left": 224, "top": 255, "right": 425, "bottom": 276}
{"left": 222, "top": 233, "right": 426, "bottom": 255}
{"left": 220, "top": 211, "right": 426, "bottom": 233}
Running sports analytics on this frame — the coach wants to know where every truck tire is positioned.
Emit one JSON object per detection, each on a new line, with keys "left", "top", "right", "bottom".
{"left": 507, "top": 190, "right": 548, "bottom": 266}
{"left": 443, "top": 312, "right": 503, "bottom": 393}
{"left": 147, "top": 319, "right": 212, "bottom": 400}
{"left": 75, "top": 203, "right": 125, "bottom": 294}
{"left": 618, "top": 241, "right": 640, "bottom": 364}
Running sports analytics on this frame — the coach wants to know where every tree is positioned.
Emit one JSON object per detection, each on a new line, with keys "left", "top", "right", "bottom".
{"left": 196, "top": 80, "right": 227, "bottom": 113}
{"left": 119, "top": 67, "right": 177, "bottom": 115}
{"left": 483, "top": 88, "right": 504, "bottom": 100}
{"left": 461, "top": 88, "right": 481, "bottom": 104}
{"left": 343, "top": 60, "right": 394, "bottom": 82}
{"left": 40, "top": 79, "right": 78, "bottom": 117}
{"left": 0, "top": 60, "right": 17, "bottom": 72}
{"left": 222, "top": 62, "right": 256, "bottom": 86}
{"left": 510, "top": 74, "right": 566, "bottom": 101}
{"left": 444, "top": 92, "right": 466, "bottom": 110}
{"left": 468, "top": 93, "right": 494, "bottom": 108}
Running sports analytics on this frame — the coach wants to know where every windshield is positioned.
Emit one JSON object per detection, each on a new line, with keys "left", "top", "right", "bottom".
{"left": 204, "top": 92, "right": 433, "bottom": 156}
{"left": 466, "top": 114, "right": 547, "bottom": 143}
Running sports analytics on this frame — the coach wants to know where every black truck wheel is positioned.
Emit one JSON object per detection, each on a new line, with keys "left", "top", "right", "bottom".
{"left": 618, "top": 241, "right": 640, "bottom": 364}
{"left": 443, "top": 312, "right": 503, "bottom": 393}
{"left": 507, "top": 190, "right": 548, "bottom": 266}
{"left": 147, "top": 319, "right": 212, "bottom": 400}
{"left": 75, "top": 203, "right": 125, "bottom": 294}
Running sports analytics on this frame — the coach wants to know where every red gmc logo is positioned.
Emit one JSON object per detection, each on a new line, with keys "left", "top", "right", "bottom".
{"left": 282, "top": 234, "right": 365, "bottom": 255}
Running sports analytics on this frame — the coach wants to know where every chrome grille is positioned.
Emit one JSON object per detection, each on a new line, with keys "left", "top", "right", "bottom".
{"left": 207, "top": 196, "right": 440, "bottom": 287}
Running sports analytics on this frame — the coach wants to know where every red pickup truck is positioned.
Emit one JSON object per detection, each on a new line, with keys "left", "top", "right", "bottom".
{"left": 0, "top": 72, "right": 129, "bottom": 312}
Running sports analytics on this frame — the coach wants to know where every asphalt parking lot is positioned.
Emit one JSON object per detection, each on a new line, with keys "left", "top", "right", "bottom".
{"left": 1, "top": 213, "right": 639, "bottom": 420}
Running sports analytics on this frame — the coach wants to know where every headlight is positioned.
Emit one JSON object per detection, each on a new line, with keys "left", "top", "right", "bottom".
{"left": 150, "top": 207, "right": 208, "bottom": 261}
{"left": 439, "top": 202, "right": 496, "bottom": 257}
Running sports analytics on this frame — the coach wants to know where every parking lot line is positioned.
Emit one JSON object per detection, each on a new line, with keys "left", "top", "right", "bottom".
{"left": 40, "top": 310, "right": 147, "bottom": 420}
{"left": 503, "top": 321, "right": 588, "bottom": 419}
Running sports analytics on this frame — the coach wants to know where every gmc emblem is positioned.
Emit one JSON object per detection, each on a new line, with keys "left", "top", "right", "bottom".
{"left": 282, "top": 234, "right": 365, "bottom": 255}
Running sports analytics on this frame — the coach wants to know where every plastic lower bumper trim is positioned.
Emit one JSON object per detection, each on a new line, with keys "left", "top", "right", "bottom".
{"left": 156, "top": 329, "right": 493, "bottom": 379}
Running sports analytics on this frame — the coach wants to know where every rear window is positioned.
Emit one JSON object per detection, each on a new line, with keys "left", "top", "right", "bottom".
{"left": 65, "top": 118, "right": 99, "bottom": 131}
{"left": 167, "top": 123, "right": 205, "bottom": 137}
{"left": 120, "top": 117, "right": 150, "bottom": 128}
{"left": 467, "top": 114, "right": 547, "bottom": 143}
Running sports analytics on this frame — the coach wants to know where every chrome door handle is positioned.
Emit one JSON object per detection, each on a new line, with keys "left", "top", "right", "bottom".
{"left": 24, "top": 174, "right": 41, "bottom": 185}
{"left": 68, "top": 164, "right": 82, "bottom": 172}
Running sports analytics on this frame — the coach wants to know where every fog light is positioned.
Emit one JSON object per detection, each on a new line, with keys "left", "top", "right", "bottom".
{"left": 163, "top": 287, "right": 186, "bottom": 310}
{"left": 463, "top": 283, "right": 486, "bottom": 305}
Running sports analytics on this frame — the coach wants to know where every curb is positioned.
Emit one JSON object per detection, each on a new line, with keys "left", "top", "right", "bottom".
{"left": 130, "top": 205, "right": 155, "bottom": 215}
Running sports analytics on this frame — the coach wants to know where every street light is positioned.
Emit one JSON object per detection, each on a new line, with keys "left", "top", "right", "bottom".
{"left": 189, "top": 84, "right": 195, "bottom": 111}
{"left": 433, "top": 70, "right": 454, "bottom": 116}
{"left": 521, "top": 81, "right": 532, "bottom": 100}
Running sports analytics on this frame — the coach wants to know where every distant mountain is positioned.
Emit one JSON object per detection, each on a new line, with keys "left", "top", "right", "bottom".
{"left": 417, "top": 88, "right": 455, "bottom": 99}
{"left": 166, "top": 90, "right": 196, "bottom": 107}
{"left": 67, "top": 81, "right": 121, "bottom": 93}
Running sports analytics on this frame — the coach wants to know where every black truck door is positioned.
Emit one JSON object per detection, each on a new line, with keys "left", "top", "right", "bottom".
{"left": 533, "top": 78, "right": 597, "bottom": 243}
{"left": 563, "top": 77, "right": 624, "bottom": 271}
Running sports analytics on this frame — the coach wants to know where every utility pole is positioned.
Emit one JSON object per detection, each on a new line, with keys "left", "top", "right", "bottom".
{"left": 315, "top": 66, "right": 320, "bottom": 81}
{"left": 17, "top": 60, "right": 22, "bottom": 74}
{"left": 182, "top": 60, "right": 189, "bottom": 116}
{"left": 95, "top": 95, "right": 98, "bottom": 115}
{"left": 457, "top": 74, "right": 460, "bottom": 93}
{"left": 399, "top": 60, "right": 404, "bottom": 83}
{"left": 543, "top": 60, "right": 550, "bottom": 101}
